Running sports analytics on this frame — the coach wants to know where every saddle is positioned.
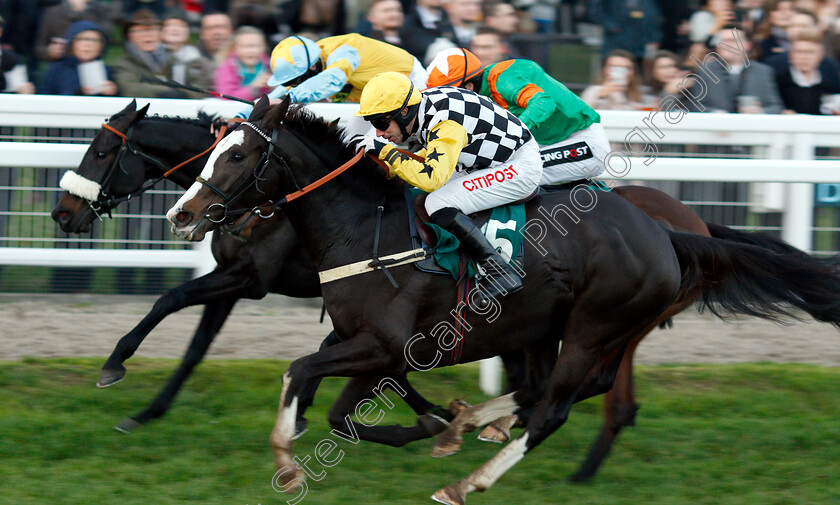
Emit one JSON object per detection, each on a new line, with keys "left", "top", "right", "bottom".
{"left": 406, "top": 189, "right": 534, "bottom": 276}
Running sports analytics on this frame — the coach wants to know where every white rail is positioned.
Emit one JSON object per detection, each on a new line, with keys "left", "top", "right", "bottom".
{"left": 2, "top": 95, "right": 840, "bottom": 396}
{"left": 1, "top": 94, "right": 839, "bottom": 275}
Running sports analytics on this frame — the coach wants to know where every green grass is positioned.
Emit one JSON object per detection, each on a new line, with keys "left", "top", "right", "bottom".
{"left": 1, "top": 359, "right": 839, "bottom": 505}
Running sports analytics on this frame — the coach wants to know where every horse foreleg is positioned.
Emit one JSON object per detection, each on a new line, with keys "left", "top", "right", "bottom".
{"left": 271, "top": 332, "right": 393, "bottom": 488}
{"left": 294, "top": 335, "right": 451, "bottom": 441}
{"left": 98, "top": 267, "right": 254, "bottom": 387}
{"left": 321, "top": 375, "right": 448, "bottom": 448}
{"left": 114, "top": 298, "right": 237, "bottom": 433}
{"left": 432, "top": 341, "right": 605, "bottom": 505}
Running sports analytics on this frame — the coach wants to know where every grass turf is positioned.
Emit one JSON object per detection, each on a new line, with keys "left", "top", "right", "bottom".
{"left": 1, "top": 359, "right": 839, "bottom": 505}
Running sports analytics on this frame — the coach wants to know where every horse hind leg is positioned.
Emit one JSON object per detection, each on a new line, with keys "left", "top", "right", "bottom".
{"left": 432, "top": 283, "right": 675, "bottom": 505}
{"left": 434, "top": 341, "right": 555, "bottom": 456}
{"left": 568, "top": 334, "right": 642, "bottom": 483}
{"left": 432, "top": 340, "right": 609, "bottom": 505}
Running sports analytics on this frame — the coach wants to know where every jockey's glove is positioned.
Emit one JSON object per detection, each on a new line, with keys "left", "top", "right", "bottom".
{"left": 349, "top": 134, "right": 387, "bottom": 157}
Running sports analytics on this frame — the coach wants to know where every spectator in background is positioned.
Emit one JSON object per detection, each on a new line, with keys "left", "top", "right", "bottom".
{"left": 588, "top": 0, "right": 663, "bottom": 62}
{"left": 162, "top": 8, "right": 215, "bottom": 90}
{"left": 445, "top": 0, "right": 481, "bottom": 46}
{"left": 483, "top": 1, "right": 520, "bottom": 35}
{"left": 229, "top": 0, "right": 282, "bottom": 42}
{"left": 113, "top": 10, "right": 201, "bottom": 98}
{"left": 1, "top": 0, "right": 39, "bottom": 73}
{"left": 769, "top": 29, "right": 840, "bottom": 114}
{"left": 35, "top": 0, "right": 112, "bottom": 64}
{"left": 581, "top": 49, "right": 645, "bottom": 110}
{"left": 124, "top": 0, "right": 166, "bottom": 16}
{"left": 644, "top": 50, "right": 694, "bottom": 108}
{"left": 688, "top": 0, "right": 739, "bottom": 61}
{"left": 739, "top": 0, "right": 767, "bottom": 33}
{"left": 656, "top": 0, "right": 693, "bottom": 54}
{"left": 470, "top": 25, "right": 513, "bottom": 66}
{"left": 367, "top": 0, "right": 405, "bottom": 46}
{"left": 285, "top": 0, "right": 346, "bottom": 38}
{"left": 198, "top": 11, "right": 234, "bottom": 64}
{"left": 757, "top": 0, "right": 796, "bottom": 59}
{"left": 691, "top": 26, "right": 784, "bottom": 113}
{"left": 213, "top": 26, "right": 271, "bottom": 101}
{"left": 0, "top": 15, "right": 35, "bottom": 94}
{"left": 399, "top": 0, "right": 456, "bottom": 62}
{"left": 38, "top": 20, "right": 117, "bottom": 96}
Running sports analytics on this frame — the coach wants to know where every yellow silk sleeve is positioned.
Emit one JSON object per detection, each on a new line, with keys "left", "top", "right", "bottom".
{"left": 377, "top": 121, "right": 468, "bottom": 193}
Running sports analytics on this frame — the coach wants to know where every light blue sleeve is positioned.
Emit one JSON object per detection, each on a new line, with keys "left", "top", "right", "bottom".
{"left": 235, "top": 86, "right": 289, "bottom": 118}
{"left": 287, "top": 45, "right": 361, "bottom": 103}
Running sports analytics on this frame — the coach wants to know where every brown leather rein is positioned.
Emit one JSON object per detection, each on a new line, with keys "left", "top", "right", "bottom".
{"left": 100, "top": 122, "right": 228, "bottom": 178}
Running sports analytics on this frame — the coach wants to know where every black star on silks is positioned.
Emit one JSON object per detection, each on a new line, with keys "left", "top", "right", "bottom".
{"left": 427, "top": 129, "right": 440, "bottom": 142}
{"left": 426, "top": 147, "right": 442, "bottom": 162}
{"left": 420, "top": 163, "right": 435, "bottom": 178}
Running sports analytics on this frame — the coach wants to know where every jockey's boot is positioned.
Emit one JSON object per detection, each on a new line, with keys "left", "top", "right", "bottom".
{"left": 433, "top": 209, "right": 523, "bottom": 306}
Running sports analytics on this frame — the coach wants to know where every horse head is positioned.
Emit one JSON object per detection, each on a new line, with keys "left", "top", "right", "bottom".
{"left": 167, "top": 96, "right": 318, "bottom": 241}
{"left": 52, "top": 100, "right": 220, "bottom": 234}
{"left": 51, "top": 99, "right": 151, "bottom": 233}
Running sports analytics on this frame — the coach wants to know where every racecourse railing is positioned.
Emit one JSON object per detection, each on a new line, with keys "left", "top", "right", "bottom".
{"left": 2, "top": 95, "right": 840, "bottom": 296}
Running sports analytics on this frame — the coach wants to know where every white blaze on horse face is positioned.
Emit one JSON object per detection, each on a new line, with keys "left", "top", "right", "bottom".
{"left": 166, "top": 129, "right": 245, "bottom": 226}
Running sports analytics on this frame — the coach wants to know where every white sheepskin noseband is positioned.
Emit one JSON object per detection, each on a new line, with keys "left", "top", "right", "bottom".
{"left": 59, "top": 171, "right": 102, "bottom": 201}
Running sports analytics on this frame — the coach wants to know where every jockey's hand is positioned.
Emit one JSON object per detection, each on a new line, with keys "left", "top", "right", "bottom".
{"left": 210, "top": 117, "right": 245, "bottom": 135}
{"left": 349, "top": 134, "right": 386, "bottom": 157}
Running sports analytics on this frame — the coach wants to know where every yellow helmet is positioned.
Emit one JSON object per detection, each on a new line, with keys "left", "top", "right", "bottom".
{"left": 355, "top": 72, "right": 422, "bottom": 117}
{"left": 268, "top": 36, "right": 321, "bottom": 87}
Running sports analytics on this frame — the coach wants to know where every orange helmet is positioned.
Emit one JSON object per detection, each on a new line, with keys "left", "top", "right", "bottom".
{"left": 425, "top": 48, "right": 485, "bottom": 88}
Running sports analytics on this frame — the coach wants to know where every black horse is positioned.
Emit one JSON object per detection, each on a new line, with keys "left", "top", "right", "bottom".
{"left": 51, "top": 101, "right": 455, "bottom": 439}
{"left": 168, "top": 97, "right": 840, "bottom": 504}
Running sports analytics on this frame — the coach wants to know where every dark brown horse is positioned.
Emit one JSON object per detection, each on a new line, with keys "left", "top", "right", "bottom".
{"left": 53, "top": 99, "right": 822, "bottom": 482}
{"left": 167, "top": 98, "right": 840, "bottom": 503}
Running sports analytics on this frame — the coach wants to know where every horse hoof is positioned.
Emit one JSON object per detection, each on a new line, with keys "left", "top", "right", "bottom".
{"left": 431, "top": 485, "right": 466, "bottom": 505}
{"left": 272, "top": 466, "right": 306, "bottom": 490}
{"left": 292, "top": 419, "right": 308, "bottom": 441}
{"left": 448, "top": 398, "right": 471, "bottom": 415}
{"left": 431, "top": 434, "right": 463, "bottom": 458}
{"left": 97, "top": 366, "right": 126, "bottom": 388}
{"left": 568, "top": 470, "right": 595, "bottom": 484}
{"left": 114, "top": 417, "right": 143, "bottom": 433}
{"left": 418, "top": 413, "right": 450, "bottom": 436}
{"left": 477, "top": 422, "right": 509, "bottom": 444}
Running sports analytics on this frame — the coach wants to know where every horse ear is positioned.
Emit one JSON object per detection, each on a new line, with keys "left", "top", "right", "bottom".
{"left": 135, "top": 103, "right": 150, "bottom": 121}
{"left": 275, "top": 95, "right": 292, "bottom": 120}
{"left": 248, "top": 95, "right": 271, "bottom": 122}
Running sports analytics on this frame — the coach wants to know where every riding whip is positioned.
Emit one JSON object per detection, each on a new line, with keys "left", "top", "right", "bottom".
{"left": 139, "top": 75, "right": 256, "bottom": 105}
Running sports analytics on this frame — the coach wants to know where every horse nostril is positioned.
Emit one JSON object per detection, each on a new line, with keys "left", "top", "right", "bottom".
{"left": 51, "top": 208, "right": 71, "bottom": 225}
{"left": 175, "top": 210, "right": 192, "bottom": 225}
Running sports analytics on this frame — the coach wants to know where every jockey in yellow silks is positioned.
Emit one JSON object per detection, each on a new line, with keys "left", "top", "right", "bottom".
{"left": 237, "top": 34, "right": 427, "bottom": 137}
{"left": 351, "top": 72, "right": 545, "bottom": 300}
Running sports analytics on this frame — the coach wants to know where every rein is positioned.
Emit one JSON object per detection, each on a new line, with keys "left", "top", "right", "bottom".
{"left": 89, "top": 122, "right": 228, "bottom": 214}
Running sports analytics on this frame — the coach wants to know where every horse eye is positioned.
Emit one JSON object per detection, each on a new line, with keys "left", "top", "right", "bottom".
{"left": 96, "top": 151, "right": 107, "bottom": 159}
{"left": 231, "top": 152, "right": 245, "bottom": 162}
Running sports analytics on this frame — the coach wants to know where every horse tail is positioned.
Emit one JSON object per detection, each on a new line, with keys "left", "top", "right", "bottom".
{"left": 705, "top": 222, "right": 806, "bottom": 256}
{"left": 668, "top": 230, "right": 840, "bottom": 328}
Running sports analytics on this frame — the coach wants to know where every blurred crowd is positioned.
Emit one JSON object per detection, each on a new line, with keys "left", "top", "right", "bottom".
{"left": 2, "top": 0, "right": 840, "bottom": 115}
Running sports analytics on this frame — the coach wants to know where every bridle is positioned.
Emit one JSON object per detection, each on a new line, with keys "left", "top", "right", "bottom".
{"left": 84, "top": 121, "right": 227, "bottom": 217}
{"left": 196, "top": 121, "right": 364, "bottom": 224}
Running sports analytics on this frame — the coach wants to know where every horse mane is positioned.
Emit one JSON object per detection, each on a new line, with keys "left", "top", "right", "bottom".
{"left": 144, "top": 111, "right": 219, "bottom": 128}
{"left": 262, "top": 103, "right": 406, "bottom": 198}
